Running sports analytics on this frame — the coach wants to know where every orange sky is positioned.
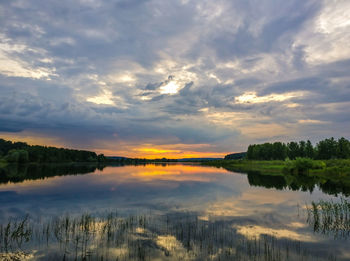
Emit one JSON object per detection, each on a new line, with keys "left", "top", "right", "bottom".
{"left": 0, "top": 131, "right": 230, "bottom": 159}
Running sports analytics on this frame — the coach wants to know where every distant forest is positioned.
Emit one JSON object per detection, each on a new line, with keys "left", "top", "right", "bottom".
{"left": 2, "top": 137, "right": 349, "bottom": 164}
{"left": 0, "top": 138, "right": 178, "bottom": 164}
{"left": 0, "top": 138, "right": 106, "bottom": 163}
{"left": 246, "top": 137, "right": 350, "bottom": 160}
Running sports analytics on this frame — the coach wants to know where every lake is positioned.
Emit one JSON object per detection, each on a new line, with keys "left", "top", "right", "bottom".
{"left": 0, "top": 163, "right": 349, "bottom": 260}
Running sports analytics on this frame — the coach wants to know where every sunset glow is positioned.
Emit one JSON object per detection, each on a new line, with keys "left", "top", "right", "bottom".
{"left": 1, "top": 0, "right": 349, "bottom": 158}
{"left": 234, "top": 91, "right": 304, "bottom": 104}
{"left": 1, "top": 1, "right": 350, "bottom": 260}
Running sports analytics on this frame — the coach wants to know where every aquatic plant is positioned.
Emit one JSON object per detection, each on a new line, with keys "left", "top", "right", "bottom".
{"left": 307, "top": 198, "right": 350, "bottom": 238}
{"left": 0, "top": 211, "right": 339, "bottom": 260}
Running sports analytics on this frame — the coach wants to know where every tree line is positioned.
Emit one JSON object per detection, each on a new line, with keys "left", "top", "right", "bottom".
{"left": 0, "top": 138, "right": 106, "bottom": 163}
{"left": 246, "top": 137, "right": 350, "bottom": 160}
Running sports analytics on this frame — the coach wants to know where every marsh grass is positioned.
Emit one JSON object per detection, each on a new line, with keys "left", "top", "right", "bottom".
{"left": 307, "top": 198, "right": 350, "bottom": 238}
{"left": 0, "top": 212, "right": 338, "bottom": 261}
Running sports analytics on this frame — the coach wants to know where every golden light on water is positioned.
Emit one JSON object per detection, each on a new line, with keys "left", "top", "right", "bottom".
{"left": 95, "top": 164, "right": 229, "bottom": 182}
{"left": 0, "top": 163, "right": 341, "bottom": 248}
{"left": 235, "top": 225, "right": 316, "bottom": 242}
{"left": 0, "top": 164, "right": 230, "bottom": 192}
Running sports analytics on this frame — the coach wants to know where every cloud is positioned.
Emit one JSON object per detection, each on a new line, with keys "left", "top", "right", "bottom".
{"left": 0, "top": 0, "right": 349, "bottom": 156}
{"left": 234, "top": 91, "right": 306, "bottom": 104}
{"left": 87, "top": 90, "right": 115, "bottom": 105}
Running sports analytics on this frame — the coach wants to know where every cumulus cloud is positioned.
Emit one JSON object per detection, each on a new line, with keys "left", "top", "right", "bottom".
{"left": 0, "top": 0, "right": 349, "bottom": 156}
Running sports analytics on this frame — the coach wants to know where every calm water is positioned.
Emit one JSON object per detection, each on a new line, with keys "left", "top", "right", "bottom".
{"left": 0, "top": 163, "right": 349, "bottom": 260}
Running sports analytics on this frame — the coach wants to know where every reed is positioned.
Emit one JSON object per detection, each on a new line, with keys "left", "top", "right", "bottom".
{"left": 0, "top": 211, "right": 338, "bottom": 260}
{"left": 307, "top": 197, "right": 350, "bottom": 238}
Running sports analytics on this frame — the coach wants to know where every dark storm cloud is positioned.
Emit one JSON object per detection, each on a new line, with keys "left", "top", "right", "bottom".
{"left": 0, "top": 120, "right": 23, "bottom": 133}
{"left": 0, "top": 0, "right": 349, "bottom": 153}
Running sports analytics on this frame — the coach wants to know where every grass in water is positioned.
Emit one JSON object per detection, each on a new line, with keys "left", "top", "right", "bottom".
{"left": 0, "top": 212, "right": 339, "bottom": 261}
{"left": 307, "top": 198, "right": 350, "bottom": 238}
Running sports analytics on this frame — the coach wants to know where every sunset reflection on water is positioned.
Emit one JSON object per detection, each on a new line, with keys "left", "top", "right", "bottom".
{"left": 0, "top": 163, "right": 349, "bottom": 260}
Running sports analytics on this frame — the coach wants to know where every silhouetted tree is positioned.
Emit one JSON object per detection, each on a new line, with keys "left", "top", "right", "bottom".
{"left": 0, "top": 138, "right": 100, "bottom": 163}
{"left": 337, "top": 137, "right": 350, "bottom": 159}
{"left": 316, "top": 137, "right": 338, "bottom": 159}
{"left": 243, "top": 137, "right": 349, "bottom": 161}
{"left": 305, "top": 140, "right": 314, "bottom": 158}
{"left": 287, "top": 142, "right": 300, "bottom": 160}
{"left": 299, "top": 141, "right": 306, "bottom": 158}
{"left": 272, "top": 142, "right": 287, "bottom": 160}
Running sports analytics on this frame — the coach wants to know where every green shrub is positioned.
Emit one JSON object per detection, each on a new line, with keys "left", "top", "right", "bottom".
{"left": 294, "top": 157, "right": 313, "bottom": 173}
{"left": 4, "top": 149, "right": 29, "bottom": 163}
{"left": 326, "top": 159, "right": 350, "bottom": 168}
{"left": 283, "top": 157, "right": 315, "bottom": 174}
{"left": 311, "top": 160, "right": 326, "bottom": 170}
{"left": 283, "top": 159, "right": 294, "bottom": 174}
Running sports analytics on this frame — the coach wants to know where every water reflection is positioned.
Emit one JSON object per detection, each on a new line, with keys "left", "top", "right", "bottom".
{"left": 246, "top": 171, "right": 350, "bottom": 196}
{"left": 307, "top": 198, "right": 350, "bottom": 239}
{"left": 0, "top": 164, "right": 349, "bottom": 260}
{"left": 2, "top": 163, "right": 350, "bottom": 197}
{"left": 0, "top": 163, "right": 105, "bottom": 184}
{"left": 0, "top": 212, "right": 340, "bottom": 261}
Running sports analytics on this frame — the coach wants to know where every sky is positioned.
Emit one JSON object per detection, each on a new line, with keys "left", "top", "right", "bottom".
{"left": 0, "top": 0, "right": 350, "bottom": 158}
